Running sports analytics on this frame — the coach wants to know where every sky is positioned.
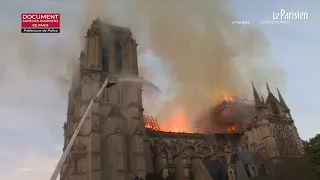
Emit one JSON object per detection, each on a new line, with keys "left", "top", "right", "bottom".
{"left": 0, "top": 0, "right": 319, "bottom": 179}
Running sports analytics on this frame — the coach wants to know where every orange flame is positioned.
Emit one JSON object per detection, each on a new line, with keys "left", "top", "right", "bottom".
{"left": 144, "top": 95, "right": 239, "bottom": 133}
{"left": 143, "top": 114, "right": 161, "bottom": 131}
{"left": 161, "top": 113, "right": 190, "bottom": 133}
{"left": 222, "top": 95, "right": 238, "bottom": 133}
{"left": 224, "top": 96, "right": 234, "bottom": 102}
{"left": 145, "top": 122, "right": 153, "bottom": 129}
{"left": 144, "top": 113, "right": 190, "bottom": 132}
{"left": 227, "top": 124, "right": 236, "bottom": 132}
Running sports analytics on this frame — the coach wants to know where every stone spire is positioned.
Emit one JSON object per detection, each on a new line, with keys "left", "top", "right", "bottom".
{"left": 266, "top": 83, "right": 271, "bottom": 94}
{"left": 265, "top": 83, "right": 279, "bottom": 106}
{"left": 277, "top": 88, "right": 289, "bottom": 111}
{"left": 251, "top": 81, "right": 263, "bottom": 108}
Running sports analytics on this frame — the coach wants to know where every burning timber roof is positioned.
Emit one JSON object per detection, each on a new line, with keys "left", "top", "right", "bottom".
{"left": 212, "top": 98, "right": 255, "bottom": 122}
{"left": 143, "top": 97, "right": 256, "bottom": 135}
{"left": 195, "top": 97, "right": 256, "bottom": 133}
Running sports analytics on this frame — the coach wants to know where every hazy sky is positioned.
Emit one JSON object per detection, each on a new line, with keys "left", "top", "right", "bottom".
{"left": 0, "top": 0, "right": 319, "bottom": 179}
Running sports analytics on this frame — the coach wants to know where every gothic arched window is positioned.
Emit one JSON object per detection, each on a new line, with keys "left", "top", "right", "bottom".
{"left": 115, "top": 42, "right": 122, "bottom": 72}
{"left": 120, "top": 89, "right": 126, "bottom": 104}
{"left": 116, "top": 88, "right": 126, "bottom": 105}
{"left": 74, "top": 159, "right": 78, "bottom": 172}
{"left": 117, "top": 89, "right": 121, "bottom": 104}
{"left": 103, "top": 87, "right": 111, "bottom": 102}
{"left": 101, "top": 47, "right": 109, "bottom": 72}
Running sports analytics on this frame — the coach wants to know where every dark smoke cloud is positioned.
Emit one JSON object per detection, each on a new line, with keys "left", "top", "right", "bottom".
{"left": 0, "top": 1, "right": 286, "bottom": 132}
{"left": 80, "top": 0, "right": 286, "bottom": 130}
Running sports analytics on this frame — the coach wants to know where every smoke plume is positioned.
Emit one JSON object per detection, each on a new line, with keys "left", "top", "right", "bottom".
{"left": 0, "top": 28, "right": 81, "bottom": 96}
{"left": 0, "top": 1, "right": 286, "bottom": 132}
{"left": 84, "top": 0, "right": 285, "bottom": 130}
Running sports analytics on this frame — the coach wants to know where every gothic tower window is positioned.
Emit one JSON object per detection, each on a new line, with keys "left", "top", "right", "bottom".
{"left": 121, "top": 89, "right": 126, "bottom": 104}
{"left": 101, "top": 47, "right": 109, "bottom": 72}
{"left": 74, "top": 159, "right": 78, "bottom": 172}
{"left": 117, "top": 89, "right": 121, "bottom": 104}
{"left": 103, "top": 87, "right": 110, "bottom": 102}
{"left": 137, "top": 86, "right": 143, "bottom": 105}
{"left": 107, "top": 88, "right": 111, "bottom": 102}
{"left": 116, "top": 88, "right": 126, "bottom": 105}
{"left": 115, "top": 42, "right": 122, "bottom": 73}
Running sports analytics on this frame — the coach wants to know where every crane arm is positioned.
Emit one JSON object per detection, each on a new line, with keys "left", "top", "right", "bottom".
{"left": 50, "top": 76, "right": 117, "bottom": 180}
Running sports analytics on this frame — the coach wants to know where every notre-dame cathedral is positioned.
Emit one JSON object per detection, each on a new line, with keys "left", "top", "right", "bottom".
{"left": 60, "top": 19, "right": 305, "bottom": 180}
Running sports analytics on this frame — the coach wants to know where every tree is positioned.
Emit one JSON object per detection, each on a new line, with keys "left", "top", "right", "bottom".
{"left": 305, "top": 133, "right": 320, "bottom": 179}
{"left": 271, "top": 156, "right": 317, "bottom": 180}
{"left": 145, "top": 172, "right": 164, "bottom": 180}
{"left": 266, "top": 134, "right": 319, "bottom": 180}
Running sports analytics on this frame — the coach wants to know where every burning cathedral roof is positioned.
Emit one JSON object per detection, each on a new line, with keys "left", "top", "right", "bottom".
{"left": 143, "top": 82, "right": 289, "bottom": 135}
{"left": 144, "top": 96, "right": 256, "bottom": 134}
{"left": 194, "top": 96, "right": 256, "bottom": 134}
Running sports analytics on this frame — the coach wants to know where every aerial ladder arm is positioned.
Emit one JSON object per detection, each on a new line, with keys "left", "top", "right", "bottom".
{"left": 50, "top": 76, "right": 117, "bottom": 180}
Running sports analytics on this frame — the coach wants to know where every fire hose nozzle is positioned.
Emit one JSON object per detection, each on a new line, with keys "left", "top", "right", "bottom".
{"left": 106, "top": 76, "right": 117, "bottom": 88}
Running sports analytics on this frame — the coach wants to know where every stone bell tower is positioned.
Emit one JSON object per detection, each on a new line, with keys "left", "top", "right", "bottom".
{"left": 60, "top": 18, "right": 146, "bottom": 180}
{"left": 244, "top": 82, "right": 304, "bottom": 164}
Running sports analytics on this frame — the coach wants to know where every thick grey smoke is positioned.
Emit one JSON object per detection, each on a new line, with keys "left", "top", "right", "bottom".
{"left": 80, "top": 0, "right": 286, "bottom": 130}
{"left": 0, "top": 1, "right": 286, "bottom": 132}
{"left": 0, "top": 28, "right": 80, "bottom": 96}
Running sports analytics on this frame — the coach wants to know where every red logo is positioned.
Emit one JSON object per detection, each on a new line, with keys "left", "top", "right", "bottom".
{"left": 21, "top": 13, "right": 60, "bottom": 33}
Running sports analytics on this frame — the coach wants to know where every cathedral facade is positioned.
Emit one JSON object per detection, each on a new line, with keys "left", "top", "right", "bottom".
{"left": 60, "top": 19, "right": 305, "bottom": 180}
